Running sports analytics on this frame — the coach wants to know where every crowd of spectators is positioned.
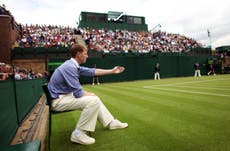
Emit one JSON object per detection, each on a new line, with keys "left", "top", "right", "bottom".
{"left": 0, "top": 62, "right": 49, "bottom": 81}
{"left": 15, "top": 24, "right": 202, "bottom": 53}
{"left": 81, "top": 28, "right": 201, "bottom": 53}
{"left": 14, "top": 24, "right": 78, "bottom": 48}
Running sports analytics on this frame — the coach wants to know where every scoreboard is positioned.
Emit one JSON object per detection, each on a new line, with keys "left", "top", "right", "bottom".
{"left": 78, "top": 11, "right": 148, "bottom": 31}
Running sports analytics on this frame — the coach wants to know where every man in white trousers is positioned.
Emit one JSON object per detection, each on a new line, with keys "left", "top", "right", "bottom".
{"left": 154, "top": 63, "right": 160, "bottom": 80}
{"left": 48, "top": 44, "right": 128, "bottom": 145}
{"left": 194, "top": 62, "right": 201, "bottom": 77}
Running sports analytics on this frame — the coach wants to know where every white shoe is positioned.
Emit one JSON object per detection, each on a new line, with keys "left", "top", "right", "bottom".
{"left": 109, "top": 119, "right": 128, "bottom": 130}
{"left": 70, "top": 130, "right": 95, "bottom": 145}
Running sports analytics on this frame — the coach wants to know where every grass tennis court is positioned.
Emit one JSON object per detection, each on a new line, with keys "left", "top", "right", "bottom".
{"left": 50, "top": 74, "right": 230, "bottom": 151}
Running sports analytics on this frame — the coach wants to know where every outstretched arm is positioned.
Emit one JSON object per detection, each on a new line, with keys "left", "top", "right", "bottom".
{"left": 83, "top": 90, "right": 96, "bottom": 96}
{"left": 94, "top": 66, "right": 125, "bottom": 76}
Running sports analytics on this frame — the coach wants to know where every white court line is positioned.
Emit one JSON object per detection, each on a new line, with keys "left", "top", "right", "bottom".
{"left": 143, "top": 77, "right": 230, "bottom": 88}
{"left": 171, "top": 85, "right": 230, "bottom": 91}
{"left": 143, "top": 77, "right": 230, "bottom": 97}
{"left": 144, "top": 87, "right": 230, "bottom": 98}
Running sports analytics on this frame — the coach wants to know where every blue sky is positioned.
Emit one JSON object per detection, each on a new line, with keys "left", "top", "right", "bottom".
{"left": 1, "top": 0, "right": 230, "bottom": 49}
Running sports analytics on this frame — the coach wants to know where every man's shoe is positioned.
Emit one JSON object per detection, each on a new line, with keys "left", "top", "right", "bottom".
{"left": 109, "top": 119, "right": 128, "bottom": 130}
{"left": 71, "top": 131, "right": 95, "bottom": 145}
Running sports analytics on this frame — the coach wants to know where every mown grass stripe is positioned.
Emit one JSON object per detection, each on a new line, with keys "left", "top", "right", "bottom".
{"left": 143, "top": 76, "right": 230, "bottom": 88}
{"left": 50, "top": 75, "right": 230, "bottom": 151}
{"left": 89, "top": 84, "right": 230, "bottom": 150}
{"left": 102, "top": 84, "right": 230, "bottom": 110}
{"left": 144, "top": 86, "right": 230, "bottom": 97}
{"left": 170, "top": 85, "right": 230, "bottom": 91}
{"left": 87, "top": 84, "right": 230, "bottom": 128}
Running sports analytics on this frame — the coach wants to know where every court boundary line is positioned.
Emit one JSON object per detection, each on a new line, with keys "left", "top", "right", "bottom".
{"left": 143, "top": 77, "right": 230, "bottom": 88}
{"left": 144, "top": 86, "right": 230, "bottom": 97}
{"left": 169, "top": 85, "right": 230, "bottom": 91}
{"left": 143, "top": 77, "right": 230, "bottom": 97}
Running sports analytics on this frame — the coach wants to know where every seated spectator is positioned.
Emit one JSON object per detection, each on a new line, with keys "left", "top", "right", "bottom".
{"left": 0, "top": 73, "right": 8, "bottom": 81}
{"left": 16, "top": 68, "right": 29, "bottom": 80}
{"left": 0, "top": 63, "right": 13, "bottom": 80}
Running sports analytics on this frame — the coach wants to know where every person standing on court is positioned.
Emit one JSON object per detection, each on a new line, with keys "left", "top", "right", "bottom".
{"left": 194, "top": 61, "right": 201, "bottom": 77}
{"left": 154, "top": 63, "right": 160, "bottom": 80}
{"left": 48, "top": 44, "right": 128, "bottom": 145}
{"left": 207, "top": 64, "right": 216, "bottom": 76}
{"left": 92, "top": 64, "right": 100, "bottom": 85}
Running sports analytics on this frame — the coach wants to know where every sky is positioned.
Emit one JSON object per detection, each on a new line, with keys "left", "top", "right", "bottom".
{"left": 1, "top": 0, "right": 230, "bottom": 49}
